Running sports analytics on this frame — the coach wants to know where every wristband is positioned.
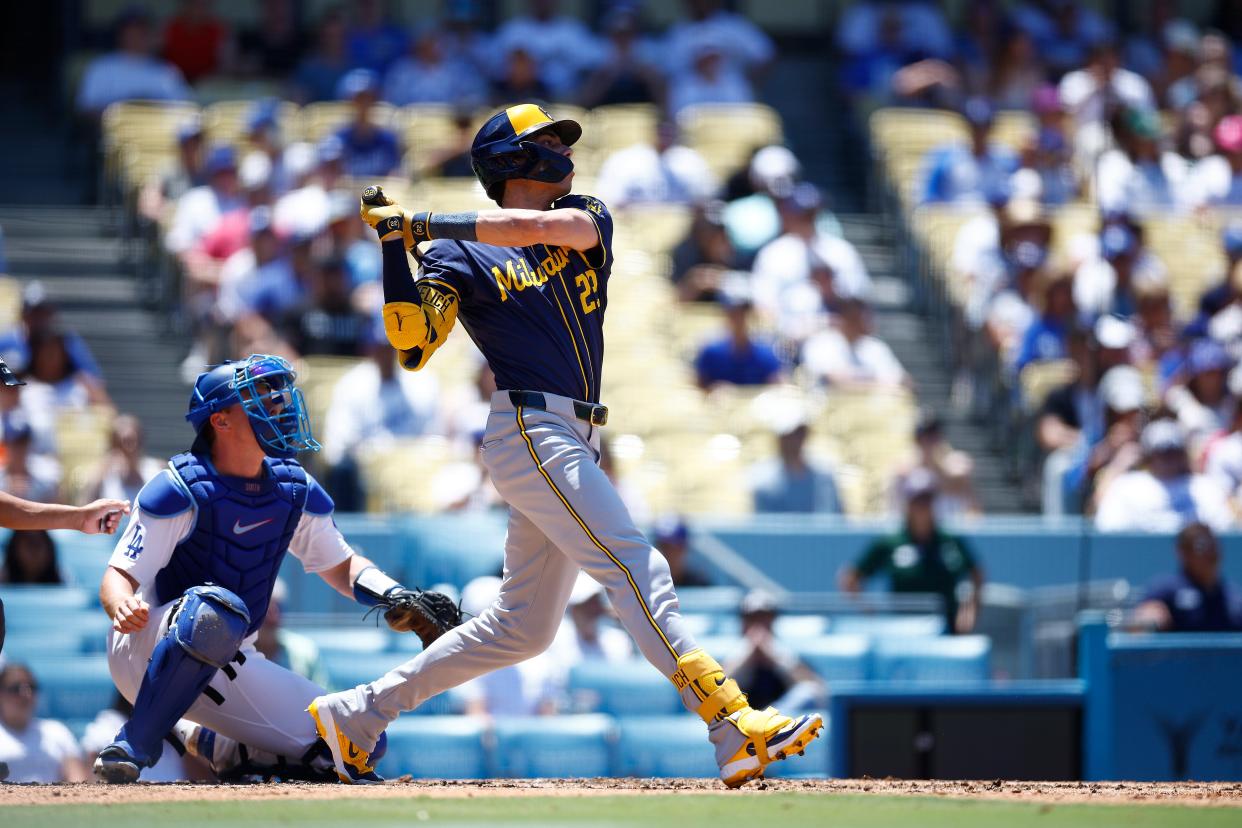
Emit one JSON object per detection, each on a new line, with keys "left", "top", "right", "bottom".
{"left": 410, "top": 211, "right": 478, "bottom": 243}
{"left": 374, "top": 212, "right": 405, "bottom": 242}
{"left": 352, "top": 565, "right": 403, "bottom": 608}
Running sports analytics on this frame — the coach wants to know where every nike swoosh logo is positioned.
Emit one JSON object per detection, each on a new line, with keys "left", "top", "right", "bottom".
{"left": 233, "top": 518, "right": 274, "bottom": 535}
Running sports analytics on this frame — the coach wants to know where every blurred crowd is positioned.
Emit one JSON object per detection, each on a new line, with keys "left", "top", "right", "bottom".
{"left": 840, "top": 0, "right": 1242, "bottom": 532}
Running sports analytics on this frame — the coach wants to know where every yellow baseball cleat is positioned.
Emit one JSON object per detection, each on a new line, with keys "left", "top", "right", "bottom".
{"left": 307, "top": 697, "right": 380, "bottom": 784}
{"left": 715, "top": 707, "right": 824, "bottom": 789}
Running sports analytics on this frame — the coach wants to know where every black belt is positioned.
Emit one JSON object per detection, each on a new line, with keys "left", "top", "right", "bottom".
{"left": 509, "top": 390, "right": 608, "bottom": 427}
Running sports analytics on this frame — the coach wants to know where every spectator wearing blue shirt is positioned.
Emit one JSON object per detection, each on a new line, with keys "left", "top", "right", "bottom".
{"left": 1133, "top": 522, "right": 1242, "bottom": 632}
{"left": 0, "top": 283, "right": 101, "bottom": 380}
{"left": 693, "top": 280, "right": 783, "bottom": 390}
{"left": 920, "top": 98, "right": 1018, "bottom": 206}
{"left": 749, "top": 412, "right": 843, "bottom": 515}
{"left": 293, "top": 9, "right": 351, "bottom": 103}
{"left": 1015, "top": 270, "right": 1077, "bottom": 372}
{"left": 332, "top": 69, "right": 401, "bottom": 178}
{"left": 383, "top": 25, "right": 487, "bottom": 107}
{"left": 345, "top": 0, "right": 408, "bottom": 75}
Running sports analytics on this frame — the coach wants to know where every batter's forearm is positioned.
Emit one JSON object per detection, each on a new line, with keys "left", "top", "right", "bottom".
{"left": 472, "top": 209, "right": 598, "bottom": 250}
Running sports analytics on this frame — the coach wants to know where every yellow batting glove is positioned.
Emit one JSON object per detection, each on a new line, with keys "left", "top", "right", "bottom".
{"left": 359, "top": 186, "right": 414, "bottom": 246}
{"left": 383, "top": 301, "right": 429, "bottom": 351}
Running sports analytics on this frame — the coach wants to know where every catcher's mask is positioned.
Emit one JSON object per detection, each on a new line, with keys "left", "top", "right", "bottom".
{"left": 186, "top": 354, "right": 319, "bottom": 458}
{"left": 471, "top": 103, "right": 581, "bottom": 204}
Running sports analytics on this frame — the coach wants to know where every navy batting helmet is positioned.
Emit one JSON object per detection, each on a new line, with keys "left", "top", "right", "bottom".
{"left": 186, "top": 354, "right": 319, "bottom": 458}
{"left": 471, "top": 103, "right": 582, "bottom": 204}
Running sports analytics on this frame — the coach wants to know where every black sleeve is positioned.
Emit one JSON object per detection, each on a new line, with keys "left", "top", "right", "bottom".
{"left": 382, "top": 240, "right": 420, "bottom": 304}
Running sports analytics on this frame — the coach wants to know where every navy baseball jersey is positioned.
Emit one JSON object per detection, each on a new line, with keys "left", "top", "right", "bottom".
{"left": 418, "top": 194, "right": 613, "bottom": 403}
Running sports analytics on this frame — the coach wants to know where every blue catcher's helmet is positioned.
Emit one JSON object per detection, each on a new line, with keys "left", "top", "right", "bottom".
{"left": 471, "top": 103, "right": 581, "bottom": 204}
{"left": 186, "top": 354, "right": 320, "bottom": 458}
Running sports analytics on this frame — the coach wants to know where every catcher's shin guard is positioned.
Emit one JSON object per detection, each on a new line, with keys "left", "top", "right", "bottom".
{"left": 671, "top": 649, "right": 824, "bottom": 788}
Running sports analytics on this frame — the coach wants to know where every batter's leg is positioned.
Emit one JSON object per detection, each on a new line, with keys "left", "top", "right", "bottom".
{"left": 318, "top": 507, "right": 580, "bottom": 752}
{"left": 487, "top": 405, "right": 823, "bottom": 787}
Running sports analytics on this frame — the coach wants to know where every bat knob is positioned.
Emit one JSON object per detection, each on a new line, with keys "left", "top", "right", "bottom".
{"left": 362, "top": 185, "right": 384, "bottom": 205}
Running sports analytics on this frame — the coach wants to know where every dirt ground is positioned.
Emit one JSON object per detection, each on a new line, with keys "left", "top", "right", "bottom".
{"left": 3, "top": 778, "right": 1242, "bottom": 808}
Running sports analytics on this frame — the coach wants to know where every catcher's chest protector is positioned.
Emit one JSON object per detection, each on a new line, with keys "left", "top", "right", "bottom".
{"left": 153, "top": 452, "right": 308, "bottom": 635}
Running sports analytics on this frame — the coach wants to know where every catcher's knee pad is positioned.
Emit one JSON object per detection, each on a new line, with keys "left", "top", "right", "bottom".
{"left": 171, "top": 585, "right": 251, "bottom": 668}
{"left": 670, "top": 649, "right": 749, "bottom": 724}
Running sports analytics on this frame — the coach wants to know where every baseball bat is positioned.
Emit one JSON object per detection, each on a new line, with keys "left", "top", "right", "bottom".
{"left": 361, "top": 184, "right": 385, "bottom": 206}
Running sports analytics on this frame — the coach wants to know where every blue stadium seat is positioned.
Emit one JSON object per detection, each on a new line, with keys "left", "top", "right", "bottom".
{"left": 614, "top": 715, "right": 717, "bottom": 778}
{"left": 405, "top": 514, "right": 507, "bottom": 589}
{"left": 774, "top": 615, "right": 830, "bottom": 638}
{"left": 829, "top": 614, "right": 946, "bottom": 639}
{"left": 379, "top": 716, "right": 488, "bottom": 779}
{"left": 492, "top": 714, "right": 615, "bottom": 778}
{"left": 566, "top": 660, "right": 682, "bottom": 716}
{"left": 872, "top": 635, "right": 991, "bottom": 682}
{"left": 675, "top": 587, "right": 744, "bottom": 614}
{"left": 320, "top": 651, "right": 464, "bottom": 715}
{"left": 789, "top": 635, "right": 871, "bottom": 682}
{"left": 3, "top": 630, "right": 87, "bottom": 661}
{"left": 0, "top": 586, "right": 91, "bottom": 628}
{"left": 28, "top": 656, "right": 115, "bottom": 720}
{"left": 293, "top": 626, "right": 392, "bottom": 656}
{"left": 692, "top": 635, "right": 745, "bottom": 664}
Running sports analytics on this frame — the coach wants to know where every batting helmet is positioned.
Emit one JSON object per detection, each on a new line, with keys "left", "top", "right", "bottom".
{"left": 186, "top": 354, "right": 319, "bottom": 458}
{"left": 471, "top": 103, "right": 582, "bottom": 204}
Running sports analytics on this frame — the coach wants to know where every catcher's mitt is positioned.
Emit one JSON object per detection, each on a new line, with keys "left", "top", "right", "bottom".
{"left": 380, "top": 588, "right": 464, "bottom": 649}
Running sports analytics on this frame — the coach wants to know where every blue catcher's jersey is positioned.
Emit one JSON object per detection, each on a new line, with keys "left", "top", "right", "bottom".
{"left": 144, "top": 452, "right": 321, "bottom": 635}
{"left": 419, "top": 194, "right": 614, "bottom": 403}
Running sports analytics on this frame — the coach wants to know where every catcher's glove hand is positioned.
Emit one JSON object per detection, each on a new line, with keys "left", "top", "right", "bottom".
{"left": 381, "top": 588, "right": 464, "bottom": 649}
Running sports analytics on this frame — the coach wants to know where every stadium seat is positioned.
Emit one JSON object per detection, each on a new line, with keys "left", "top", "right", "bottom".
{"left": 379, "top": 716, "right": 489, "bottom": 779}
{"left": 491, "top": 714, "right": 615, "bottom": 778}
{"left": 872, "top": 635, "right": 991, "bottom": 682}
{"left": 773, "top": 615, "right": 831, "bottom": 639}
{"left": 828, "top": 614, "right": 946, "bottom": 639}
{"left": 565, "top": 660, "right": 682, "bottom": 716}
{"left": 294, "top": 626, "right": 391, "bottom": 657}
{"left": 29, "top": 655, "right": 115, "bottom": 720}
{"left": 0, "top": 586, "right": 92, "bottom": 625}
{"left": 614, "top": 715, "right": 717, "bottom": 778}
{"left": 588, "top": 104, "right": 660, "bottom": 154}
{"left": 789, "top": 635, "right": 871, "bottom": 682}
{"left": 677, "top": 103, "right": 783, "bottom": 179}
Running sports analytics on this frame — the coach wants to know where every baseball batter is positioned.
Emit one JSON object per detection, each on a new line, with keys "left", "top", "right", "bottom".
{"left": 308, "top": 104, "right": 822, "bottom": 788}
{"left": 93, "top": 355, "right": 457, "bottom": 783}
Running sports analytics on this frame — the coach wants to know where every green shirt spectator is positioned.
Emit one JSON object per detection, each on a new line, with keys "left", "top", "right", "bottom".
{"left": 840, "top": 469, "right": 984, "bottom": 633}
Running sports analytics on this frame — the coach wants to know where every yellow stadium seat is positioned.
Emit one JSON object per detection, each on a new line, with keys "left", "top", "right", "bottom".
{"left": 1018, "top": 359, "right": 1077, "bottom": 414}
{"left": 202, "top": 99, "right": 300, "bottom": 146}
{"left": 587, "top": 104, "right": 660, "bottom": 154}
{"left": 56, "top": 406, "right": 115, "bottom": 505}
{"left": 676, "top": 103, "right": 784, "bottom": 179}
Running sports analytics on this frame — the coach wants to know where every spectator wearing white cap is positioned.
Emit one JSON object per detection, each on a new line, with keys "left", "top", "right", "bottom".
{"left": 271, "top": 138, "right": 344, "bottom": 238}
{"left": 751, "top": 183, "right": 871, "bottom": 337}
{"left": 1079, "top": 364, "right": 1147, "bottom": 509}
{"left": 596, "top": 121, "right": 717, "bottom": 209}
{"left": 918, "top": 98, "right": 1018, "bottom": 206}
{"left": 1094, "top": 419, "right": 1234, "bottom": 532}
{"left": 457, "top": 575, "right": 560, "bottom": 718}
{"left": 1057, "top": 41, "right": 1154, "bottom": 167}
{"left": 749, "top": 408, "right": 843, "bottom": 515}
{"left": 802, "top": 298, "right": 909, "bottom": 390}
{"left": 555, "top": 572, "right": 633, "bottom": 668}
{"left": 1073, "top": 223, "right": 1169, "bottom": 321}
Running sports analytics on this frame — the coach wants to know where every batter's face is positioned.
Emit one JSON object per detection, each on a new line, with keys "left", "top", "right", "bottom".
{"left": 530, "top": 131, "right": 575, "bottom": 197}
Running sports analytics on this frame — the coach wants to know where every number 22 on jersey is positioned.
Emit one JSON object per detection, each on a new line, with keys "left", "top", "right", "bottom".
{"left": 576, "top": 269, "right": 599, "bottom": 315}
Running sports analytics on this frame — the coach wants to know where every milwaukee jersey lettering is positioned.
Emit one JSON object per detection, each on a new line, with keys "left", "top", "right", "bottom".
{"left": 417, "top": 194, "right": 613, "bottom": 402}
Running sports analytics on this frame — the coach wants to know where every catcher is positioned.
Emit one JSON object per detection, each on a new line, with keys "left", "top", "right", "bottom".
{"left": 93, "top": 354, "right": 460, "bottom": 783}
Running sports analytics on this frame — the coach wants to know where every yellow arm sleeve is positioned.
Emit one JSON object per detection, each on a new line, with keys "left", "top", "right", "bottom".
{"left": 388, "top": 281, "right": 459, "bottom": 372}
